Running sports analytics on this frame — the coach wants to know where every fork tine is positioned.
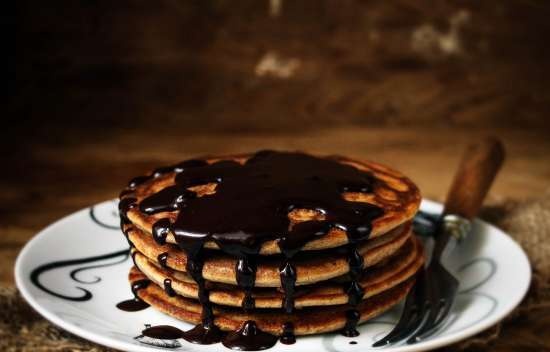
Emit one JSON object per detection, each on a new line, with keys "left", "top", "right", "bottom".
{"left": 371, "top": 298, "right": 422, "bottom": 346}
{"left": 405, "top": 303, "right": 441, "bottom": 343}
{"left": 407, "top": 285, "right": 457, "bottom": 343}
{"left": 401, "top": 268, "right": 437, "bottom": 343}
{"left": 372, "top": 306, "right": 428, "bottom": 347}
{"left": 372, "top": 271, "right": 427, "bottom": 347}
{"left": 412, "top": 297, "right": 455, "bottom": 342}
{"left": 406, "top": 281, "right": 457, "bottom": 344}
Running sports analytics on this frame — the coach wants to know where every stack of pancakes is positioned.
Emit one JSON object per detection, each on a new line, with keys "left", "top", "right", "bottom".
{"left": 118, "top": 151, "right": 423, "bottom": 348}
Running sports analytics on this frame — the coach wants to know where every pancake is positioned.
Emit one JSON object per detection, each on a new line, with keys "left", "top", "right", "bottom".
{"left": 116, "top": 150, "right": 424, "bottom": 348}
{"left": 129, "top": 266, "right": 415, "bottom": 337}
{"left": 120, "top": 152, "right": 421, "bottom": 255}
{"left": 125, "top": 221, "right": 412, "bottom": 287}
{"left": 133, "top": 236, "right": 424, "bottom": 309}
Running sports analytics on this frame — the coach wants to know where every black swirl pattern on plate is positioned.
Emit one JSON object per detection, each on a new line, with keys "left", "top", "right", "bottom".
{"left": 29, "top": 204, "right": 129, "bottom": 301}
{"left": 89, "top": 201, "right": 121, "bottom": 230}
{"left": 30, "top": 248, "right": 130, "bottom": 301}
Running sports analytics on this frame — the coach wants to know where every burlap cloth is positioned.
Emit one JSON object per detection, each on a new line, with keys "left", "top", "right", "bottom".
{"left": 2, "top": 193, "right": 550, "bottom": 352}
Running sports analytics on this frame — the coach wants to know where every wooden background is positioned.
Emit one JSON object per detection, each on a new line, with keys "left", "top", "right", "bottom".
{"left": 9, "top": 1, "right": 550, "bottom": 350}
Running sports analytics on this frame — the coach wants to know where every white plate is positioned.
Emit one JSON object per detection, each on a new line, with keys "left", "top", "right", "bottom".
{"left": 15, "top": 199, "right": 530, "bottom": 352}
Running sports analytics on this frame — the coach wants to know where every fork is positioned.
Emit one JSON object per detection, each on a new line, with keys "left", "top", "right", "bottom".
{"left": 373, "top": 137, "right": 505, "bottom": 346}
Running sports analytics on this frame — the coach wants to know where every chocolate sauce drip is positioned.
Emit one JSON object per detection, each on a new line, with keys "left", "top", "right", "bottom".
{"left": 132, "top": 279, "right": 151, "bottom": 295}
{"left": 342, "top": 309, "right": 361, "bottom": 337}
{"left": 222, "top": 320, "right": 278, "bottom": 351}
{"left": 347, "top": 245, "right": 365, "bottom": 279}
{"left": 345, "top": 244, "right": 366, "bottom": 306}
{"left": 339, "top": 242, "right": 366, "bottom": 336}
{"left": 236, "top": 256, "right": 256, "bottom": 310}
{"left": 152, "top": 219, "right": 171, "bottom": 245}
{"left": 179, "top": 238, "right": 223, "bottom": 344}
{"left": 140, "top": 186, "right": 196, "bottom": 214}
{"left": 182, "top": 323, "right": 224, "bottom": 345}
{"left": 163, "top": 278, "right": 176, "bottom": 297}
{"left": 118, "top": 197, "right": 137, "bottom": 223}
{"left": 122, "top": 227, "right": 134, "bottom": 248}
{"left": 116, "top": 279, "right": 151, "bottom": 312}
{"left": 280, "top": 322, "right": 296, "bottom": 345}
{"left": 157, "top": 252, "right": 169, "bottom": 268}
{"left": 346, "top": 281, "right": 365, "bottom": 307}
{"left": 242, "top": 292, "right": 255, "bottom": 311}
{"left": 141, "top": 325, "right": 184, "bottom": 339}
{"left": 279, "top": 262, "right": 296, "bottom": 313}
{"left": 116, "top": 297, "right": 149, "bottom": 312}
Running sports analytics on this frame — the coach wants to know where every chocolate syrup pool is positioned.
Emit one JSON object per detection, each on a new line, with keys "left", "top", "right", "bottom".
{"left": 118, "top": 150, "right": 384, "bottom": 350}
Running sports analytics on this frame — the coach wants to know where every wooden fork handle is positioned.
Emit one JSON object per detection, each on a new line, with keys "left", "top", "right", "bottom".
{"left": 443, "top": 137, "right": 505, "bottom": 220}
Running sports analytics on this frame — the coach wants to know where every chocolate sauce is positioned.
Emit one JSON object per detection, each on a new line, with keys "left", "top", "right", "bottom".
{"left": 132, "top": 279, "right": 150, "bottom": 297}
{"left": 157, "top": 252, "right": 169, "bottom": 268}
{"left": 118, "top": 197, "right": 137, "bottom": 223}
{"left": 346, "top": 281, "right": 365, "bottom": 307}
{"left": 280, "top": 322, "right": 296, "bottom": 345}
{"left": 345, "top": 244, "right": 366, "bottom": 306}
{"left": 131, "top": 251, "right": 138, "bottom": 267}
{"left": 117, "top": 298, "right": 150, "bottom": 312}
{"left": 140, "top": 186, "right": 196, "bottom": 214}
{"left": 242, "top": 292, "right": 255, "bottom": 311}
{"left": 138, "top": 151, "right": 382, "bottom": 260}
{"left": 347, "top": 244, "right": 365, "bottom": 279}
{"left": 116, "top": 279, "right": 151, "bottom": 312}
{"left": 182, "top": 323, "right": 224, "bottom": 345}
{"left": 222, "top": 320, "right": 278, "bottom": 351}
{"left": 123, "top": 230, "right": 135, "bottom": 249}
{"left": 121, "top": 151, "right": 385, "bottom": 348}
{"left": 163, "top": 278, "right": 176, "bottom": 297}
{"left": 342, "top": 309, "right": 361, "bottom": 337}
{"left": 236, "top": 256, "right": 256, "bottom": 310}
{"left": 141, "top": 325, "right": 184, "bottom": 339}
{"left": 179, "top": 238, "right": 223, "bottom": 344}
{"left": 279, "top": 262, "right": 296, "bottom": 313}
{"left": 339, "top": 237, "right": 367, "bottom": 336}
{"left": 152, "top": 218, "right": 171, "bottom": 245}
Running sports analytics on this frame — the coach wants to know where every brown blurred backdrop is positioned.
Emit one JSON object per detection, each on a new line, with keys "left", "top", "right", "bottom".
{"left": 15, "top": 1, "right": 550, "bottom": 133}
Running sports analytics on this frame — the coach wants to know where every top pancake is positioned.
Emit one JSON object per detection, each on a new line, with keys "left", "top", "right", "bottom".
{"left": 121, "top": 152, "right": 421, "bottom": 255}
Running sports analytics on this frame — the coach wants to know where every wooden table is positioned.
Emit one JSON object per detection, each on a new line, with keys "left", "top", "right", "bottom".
{"left": 2, "top": 126, "right": 549, "bottom": 351}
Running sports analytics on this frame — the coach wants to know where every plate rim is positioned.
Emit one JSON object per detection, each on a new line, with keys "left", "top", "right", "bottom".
{"left": 14, "top": 199, "right": 532, "bottom": 352}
